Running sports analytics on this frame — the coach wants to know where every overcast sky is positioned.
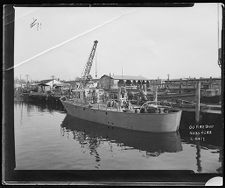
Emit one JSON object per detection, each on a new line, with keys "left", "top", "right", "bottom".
{"left": 14, "top": 4, "right": 222, "bottom": 81}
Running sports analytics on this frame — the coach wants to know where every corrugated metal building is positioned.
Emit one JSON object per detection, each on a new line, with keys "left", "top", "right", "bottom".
{"left": 98, "top": 74, "right": 152, "bottom": 90}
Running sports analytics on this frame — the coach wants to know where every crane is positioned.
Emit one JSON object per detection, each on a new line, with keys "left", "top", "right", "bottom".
{"left": 80, "top": 40, "right": 98, "bottom": 88}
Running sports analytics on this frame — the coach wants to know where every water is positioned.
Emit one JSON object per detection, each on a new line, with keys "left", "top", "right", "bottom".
{"left": 14, "top": 101, "right": 222, "bottom": 172}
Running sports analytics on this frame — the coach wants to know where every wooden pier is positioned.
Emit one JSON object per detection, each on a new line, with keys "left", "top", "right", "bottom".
{"left": 21, "top": 92, "right": 62, "bottom": 105}
{"left": 178, "top": 104, "right": 221, "bottom": 115}
{"left": 170, "top": 82, "right": 222, "bottom": 120}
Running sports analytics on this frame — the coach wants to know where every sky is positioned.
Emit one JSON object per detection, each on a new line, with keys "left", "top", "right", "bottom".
{"left": 14, "top": 4, "right": 222, "bottom": 81}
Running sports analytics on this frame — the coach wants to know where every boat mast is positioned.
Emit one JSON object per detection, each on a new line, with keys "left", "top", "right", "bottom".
{"left": 155, "top": 86, "right": 158, "bottom": 104}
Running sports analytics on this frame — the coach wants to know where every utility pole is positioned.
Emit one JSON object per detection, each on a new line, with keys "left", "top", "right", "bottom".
{"left": 51, "top": 75, "right": 55, "bottom": 91}
{"left": 167, "top": 74, "right": 170, "bottom": 81}
{"left": 122, "top": 66, "right": 124, "bottom": 87}
{"left": 25, "top": 74, "right": 29, "bottom": 89}
{"left": 20, "top": 74, "right": 22, "bottom": 87}
{"left": 25, "top": 74, "right": 29, "bottom": 83}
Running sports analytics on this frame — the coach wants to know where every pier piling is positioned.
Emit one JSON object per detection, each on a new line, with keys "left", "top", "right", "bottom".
{"left": 195, "top": 81, "right": 201, "bottom": 123}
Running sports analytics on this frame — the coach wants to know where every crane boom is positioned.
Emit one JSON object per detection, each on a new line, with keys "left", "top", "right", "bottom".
{"left": 81, "top": 40, "right": 98, "bottom": 82}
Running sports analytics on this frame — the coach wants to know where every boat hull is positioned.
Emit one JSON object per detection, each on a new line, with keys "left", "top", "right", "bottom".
{"left": 61, "top": 100, "right": 182, "bottom": 133}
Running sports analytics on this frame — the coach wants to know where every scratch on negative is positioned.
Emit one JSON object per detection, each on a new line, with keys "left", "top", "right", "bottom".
{"left": 4, "top": 7, "right": 41, "bottom": 26}
{"left": 6, "top": 9, "right": 136, "bottom": 71}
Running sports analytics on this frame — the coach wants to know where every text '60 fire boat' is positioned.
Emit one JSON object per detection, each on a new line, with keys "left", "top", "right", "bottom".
{"left": 60, "top": 40, "right": 182, "bottom": 133}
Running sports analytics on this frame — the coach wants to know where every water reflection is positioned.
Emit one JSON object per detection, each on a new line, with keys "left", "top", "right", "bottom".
{"left": 14, "top": 100, "right": 65, "bottom": 113}
{"left": 61, "top": 115, "right": 183, "bottom": 162}
{"left": 196, "top": 142, "right": 202, "bottom": 173}
{"left": 61, "top": 125, "right": 101, "bottom": 169}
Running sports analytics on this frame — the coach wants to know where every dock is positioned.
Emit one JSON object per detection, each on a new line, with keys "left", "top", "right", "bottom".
{"left": 179, "top": 104, "right": 221, "bottom": 114}
{"left": 22, "top": 92, "right": 62, "bottom": 105}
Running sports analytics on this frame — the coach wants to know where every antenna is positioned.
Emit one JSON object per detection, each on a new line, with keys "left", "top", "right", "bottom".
{"left": 155, "top": 86, "right": 158, "bottom": 104}
{"left": 122, "top": 66, "right": 124, "bottom": 87}
{"left": 25, "top": 74, "right": 29, "bottom": 83}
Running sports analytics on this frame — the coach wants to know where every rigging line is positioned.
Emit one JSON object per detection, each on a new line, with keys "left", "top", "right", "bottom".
{"left": 95, "top": 50, "right": 98, "bottom": 78}
{"left": 6, "top": 9, "right": 136, "bottom": 71}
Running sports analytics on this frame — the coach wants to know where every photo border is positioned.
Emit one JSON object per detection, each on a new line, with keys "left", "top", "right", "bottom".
{"left": 2, "top": 2, "right": 224, "bottom": 185}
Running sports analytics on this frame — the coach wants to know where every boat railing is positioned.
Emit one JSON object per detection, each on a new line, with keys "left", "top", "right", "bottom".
{"left": 139, "top": 100, "right": 178, "bottom": 114}
{"left": 105, "top": 98, "right": 143, "bottom": 113}
{"left": 105, "top": 99, "right": 121, "bottom": 111}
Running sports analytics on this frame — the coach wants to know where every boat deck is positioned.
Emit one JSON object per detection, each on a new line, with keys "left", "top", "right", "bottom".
{"left": 90, "top": 103, "right": 122, "bottom": 112}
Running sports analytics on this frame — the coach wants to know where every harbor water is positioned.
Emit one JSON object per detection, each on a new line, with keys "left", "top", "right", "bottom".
{"left": 14, "top": 101, "right": 222, "bottom": 173}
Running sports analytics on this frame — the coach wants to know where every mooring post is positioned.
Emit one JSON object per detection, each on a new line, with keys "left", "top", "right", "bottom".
{"left": 195, "top": 81, "right": 201, "bottom": 122}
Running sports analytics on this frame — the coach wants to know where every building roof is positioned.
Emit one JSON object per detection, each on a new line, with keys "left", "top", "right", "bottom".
{"left": 39, "top": 79, "right": 53, "bottom": 84}
{"left": 165, "top": 77, "right": 221, "bottom": 83}
{"left": 64, "top": 81, "right": 80, "bottom": 87}
{"left": 101, "top": 74, "right": 149, "bottom": 81}
{"left": 38, "top": 79, "right": 64, "bottom": 86}
{"left": 65, "top": 79, "right": 99, "bottom": 85}
{"left": 92, "top": 78, "right": 100, "bottom": 81}
{"left": 65, "top": 80, "right": 79, "bottom": 84}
